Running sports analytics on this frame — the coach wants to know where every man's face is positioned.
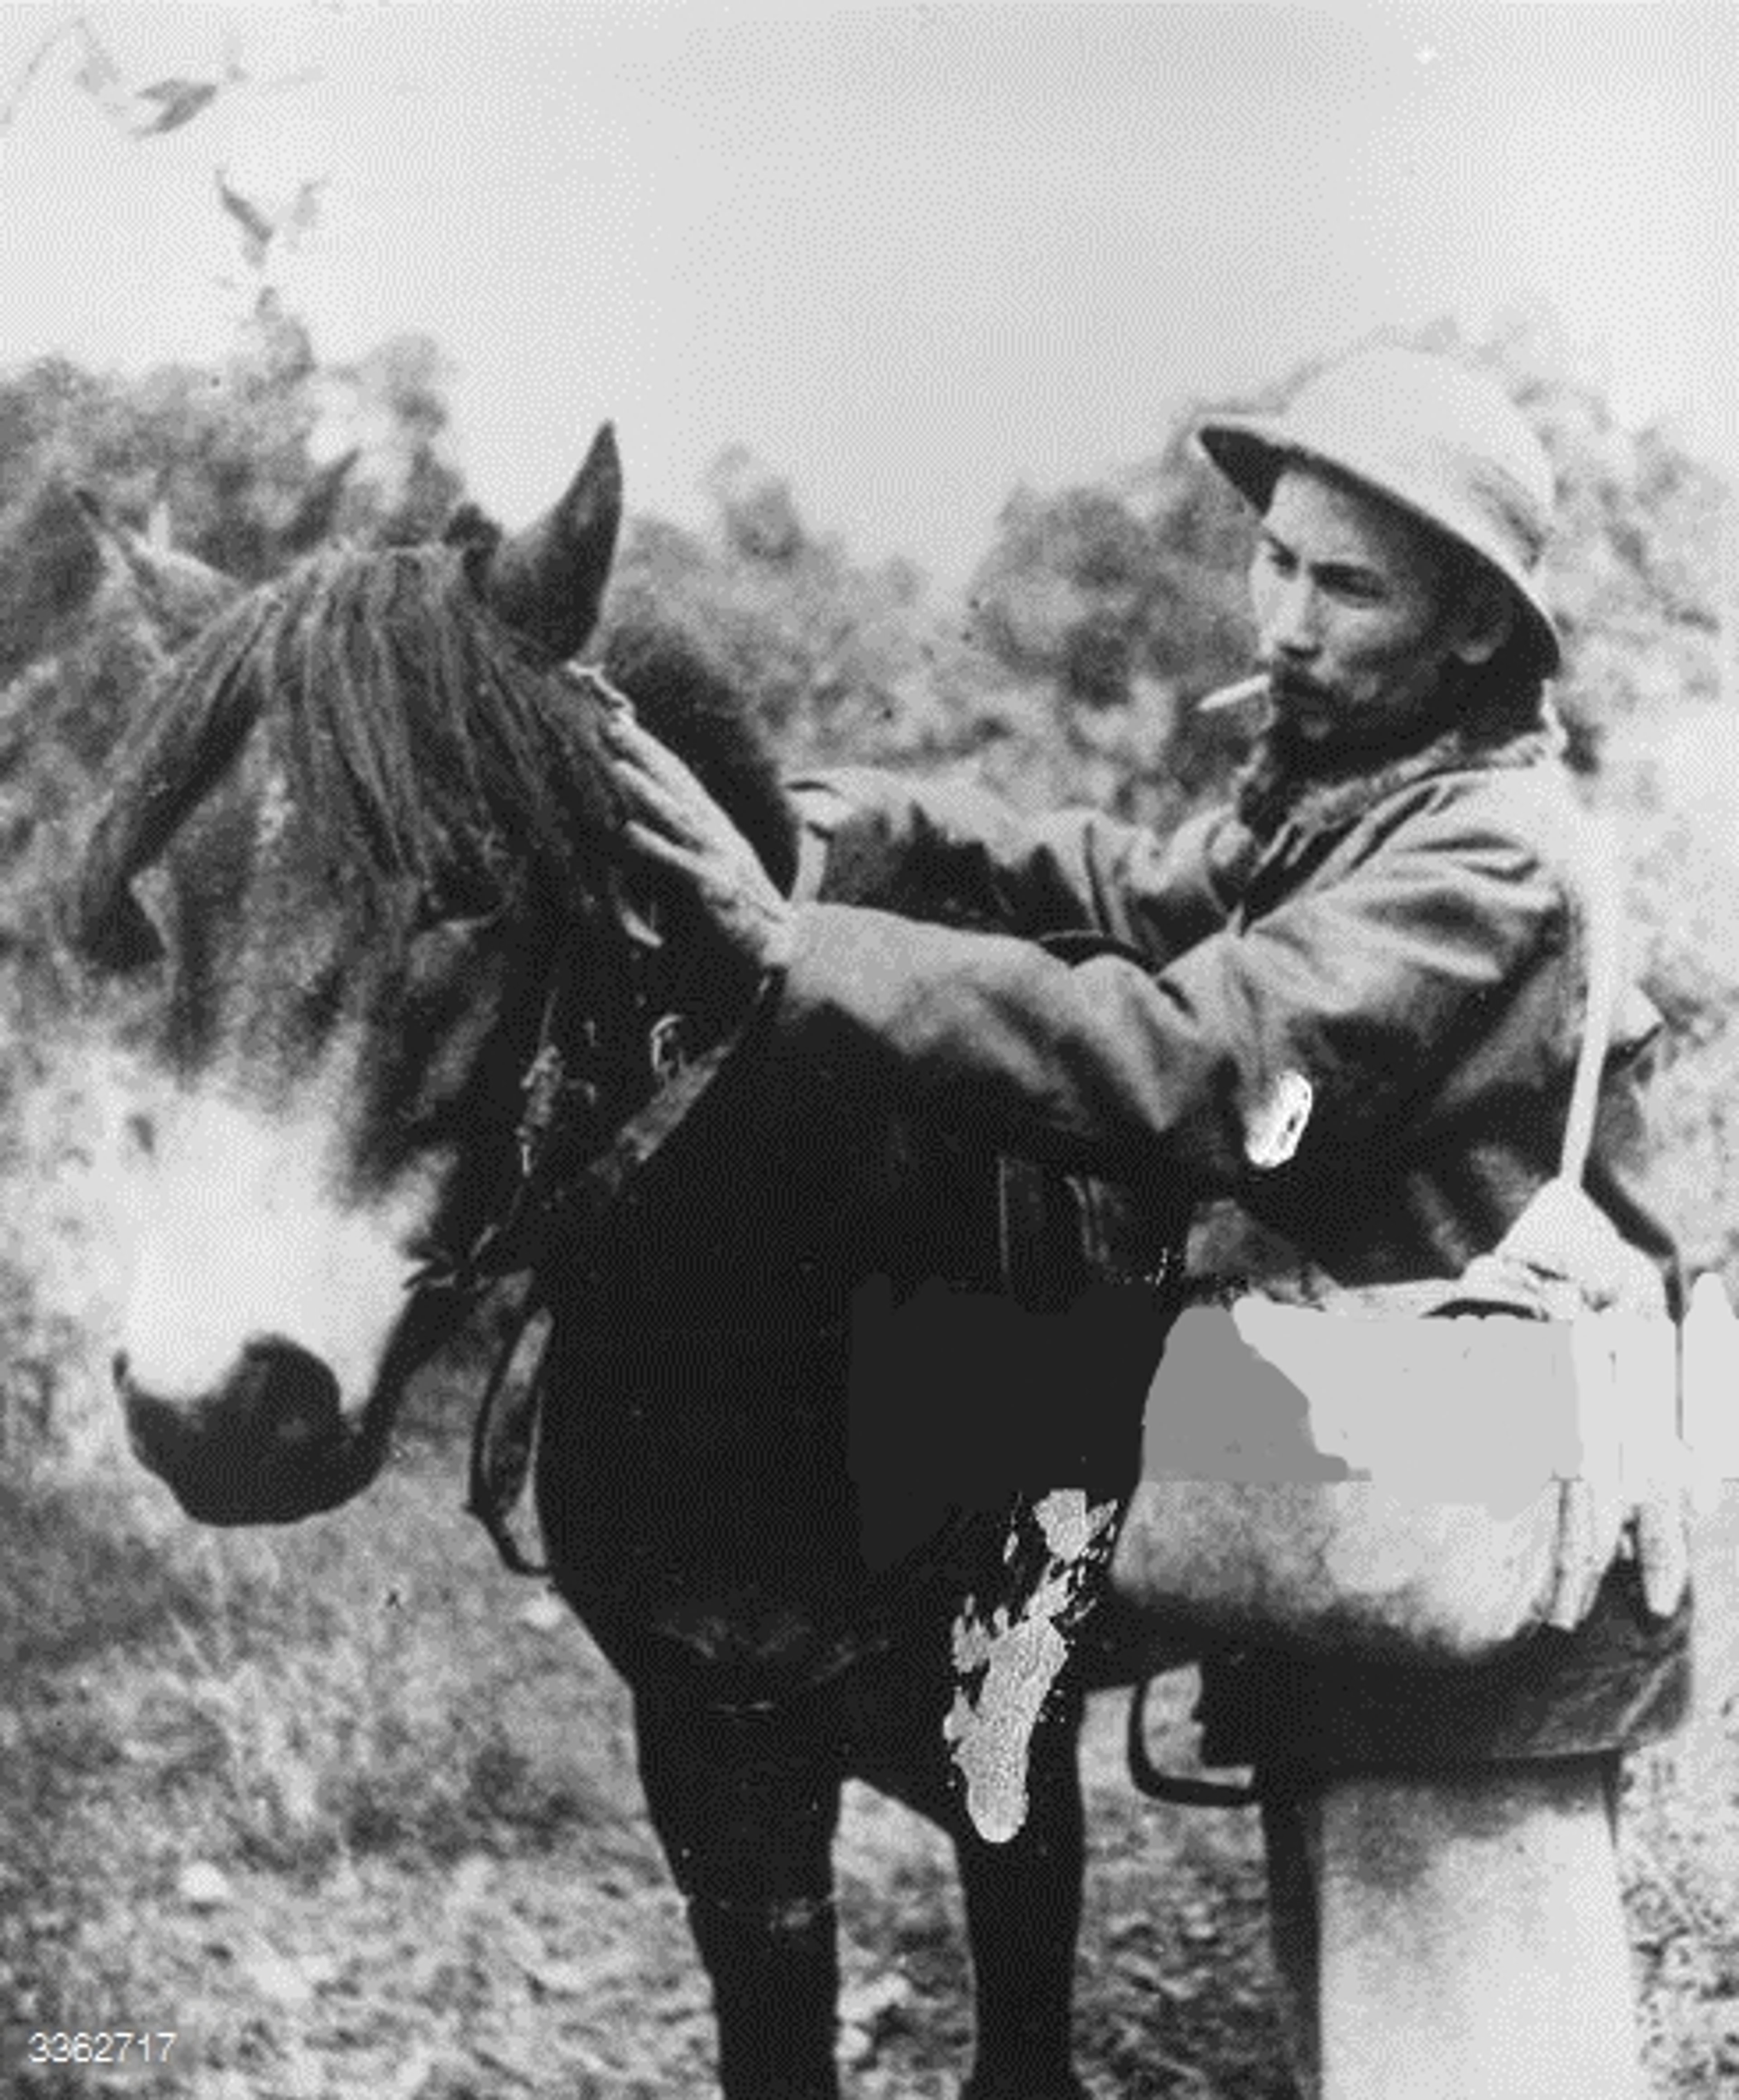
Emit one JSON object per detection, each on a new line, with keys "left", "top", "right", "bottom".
{"left": 1249, "top": 463, "right": 1481, "bottom": 755}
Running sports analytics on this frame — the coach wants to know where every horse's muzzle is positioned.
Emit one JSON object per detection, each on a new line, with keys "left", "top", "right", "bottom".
{"left": 115, "top": 1335, "right": 375, "bottom": 1525}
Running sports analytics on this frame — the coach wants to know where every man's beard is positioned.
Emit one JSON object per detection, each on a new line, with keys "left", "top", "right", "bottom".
{"left": 1233, "top": 679, "right": 1468, "bottom": 836}
{"left": 1257, "top": 700, "right": 1451, "bottom": 782}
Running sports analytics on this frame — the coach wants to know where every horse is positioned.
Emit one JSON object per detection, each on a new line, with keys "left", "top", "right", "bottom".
{"left": 69, "top": 428, "right": 1191, "bottom": 2100}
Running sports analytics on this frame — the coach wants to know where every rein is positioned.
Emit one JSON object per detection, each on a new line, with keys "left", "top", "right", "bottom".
{"left": 453, "top": 934, "right": 779, "bottom": 1576}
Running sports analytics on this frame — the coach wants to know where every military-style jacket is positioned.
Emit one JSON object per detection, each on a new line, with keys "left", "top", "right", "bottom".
{"left": 782, "top": 721, "right": 1677, "bottom": 1299}
{"left": 777, "top": 721, "right": 1691, "bottom": 1767}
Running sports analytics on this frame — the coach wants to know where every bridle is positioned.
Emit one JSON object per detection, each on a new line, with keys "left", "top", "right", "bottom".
{"left": 410, "top": 904, "right": 773, "bottom": 1304}
{"left": 401, "top": 665, "right": 781, "bottom": 1572}
{"left": 462, "top": 950, "right": 779, "bottom": 1575}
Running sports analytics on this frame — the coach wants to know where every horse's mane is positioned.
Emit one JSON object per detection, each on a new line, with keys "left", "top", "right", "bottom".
{"left": 75, "top": 538, "right": 797, "bottom": 958}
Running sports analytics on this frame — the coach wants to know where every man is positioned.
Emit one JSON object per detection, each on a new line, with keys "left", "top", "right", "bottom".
{"left": 609, "top": 345, "right": 1691, "bottom": 2098}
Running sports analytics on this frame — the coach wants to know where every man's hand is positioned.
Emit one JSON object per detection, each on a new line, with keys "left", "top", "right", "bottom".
{"left": 604, "top": 711, "right": 797, "bottom": 976}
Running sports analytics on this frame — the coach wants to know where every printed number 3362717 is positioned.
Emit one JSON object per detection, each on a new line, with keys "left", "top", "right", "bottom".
{"left": 27, "top": 2031, "right": 179, "bottom": 2065}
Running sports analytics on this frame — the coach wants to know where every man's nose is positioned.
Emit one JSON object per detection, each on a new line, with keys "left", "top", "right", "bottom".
{"left": 1264, "top": 576, "right": 1321, "bottom": 660}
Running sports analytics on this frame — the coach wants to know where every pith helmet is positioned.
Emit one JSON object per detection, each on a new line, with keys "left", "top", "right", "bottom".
{"left": 1196, "top": 346, "right": 1561, "bottom": 675}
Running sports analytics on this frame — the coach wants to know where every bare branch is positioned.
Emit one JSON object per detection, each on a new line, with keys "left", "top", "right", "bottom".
{"left": 0, "top": 10, "right": 86, "bottom": 131}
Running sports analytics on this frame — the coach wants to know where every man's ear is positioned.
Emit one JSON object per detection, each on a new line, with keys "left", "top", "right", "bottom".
{"left": 1449, "top": 573, "right": 1517, "bottom": 667}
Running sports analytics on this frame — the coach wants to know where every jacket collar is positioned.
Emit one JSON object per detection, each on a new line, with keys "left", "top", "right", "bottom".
{"left": 1232, "top": 703, "right": 1565, "bottom": 848}
{"left": 1200, "top": 702, "right": 1566, "bottom": 911}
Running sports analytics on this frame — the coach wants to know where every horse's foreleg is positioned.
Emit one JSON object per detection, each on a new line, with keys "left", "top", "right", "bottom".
{"left": 634, "top": 1690, "right": 844, "bottom": 2100}
{"left": 868, "top": 1685, "right": 1090, "bottom": 2100}
{"left": 954, "top": 1695, "right": 1090, "bottom": 2100}
{"left": 686, "top": 1888, "right": 843, "bottom": 2100}
{"left": 1263, "top": 1756, "right": 1643, "bottom": 2100}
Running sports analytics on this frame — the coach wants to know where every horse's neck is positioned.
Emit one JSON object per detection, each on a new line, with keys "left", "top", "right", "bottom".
{"left": 560, "top": 1066, "right": 1006, "bottom": 1338}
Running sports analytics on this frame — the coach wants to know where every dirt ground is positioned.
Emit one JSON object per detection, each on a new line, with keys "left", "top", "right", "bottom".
{"left": 4, "top": 1444, "right": 1737, "bottom": 2100}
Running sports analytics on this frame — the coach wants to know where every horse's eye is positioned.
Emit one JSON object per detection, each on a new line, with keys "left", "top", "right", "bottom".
{"left": 410, "top": 863, "right": 512, "bottom": 933}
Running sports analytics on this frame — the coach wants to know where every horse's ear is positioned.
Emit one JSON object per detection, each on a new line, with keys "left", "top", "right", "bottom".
{"left": 480, "top": 423, "right": 622, "bottom": 664}
{"left": 75, "top": 487, "right": 238, "bottom": 646}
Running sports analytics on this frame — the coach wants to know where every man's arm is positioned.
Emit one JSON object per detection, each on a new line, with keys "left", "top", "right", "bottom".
{"left": 772, "top": 799, "right": 1565, "bottom": 1195}
{"left": 607, "top": 711, "right": 1562, "bottom": 1191}
{"left": 788, "top": 766, "right": 1234, "bottom": 960}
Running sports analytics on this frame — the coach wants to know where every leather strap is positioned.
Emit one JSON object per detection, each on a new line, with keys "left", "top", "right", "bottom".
{"left": 1126, "top": 1673, "right": 1257, "bottom": 1808}
{"left": 1561, "top": 837, "right": 1620, "bottom": 1187}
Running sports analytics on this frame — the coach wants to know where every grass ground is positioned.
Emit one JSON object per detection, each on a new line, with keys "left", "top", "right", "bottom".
{"left": 3, "top": 1407, "right": 1736, "bottom": 2100}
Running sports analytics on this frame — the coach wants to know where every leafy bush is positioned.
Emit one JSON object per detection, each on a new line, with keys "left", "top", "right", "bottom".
{"left": 0, "top": 294, "right": 461, "bottom": 583}
{"left": 603, "top": 447, "right": 990, "bottom": 777}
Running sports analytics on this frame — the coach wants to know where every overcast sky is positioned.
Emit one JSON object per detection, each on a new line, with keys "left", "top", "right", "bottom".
{"left": 0, "top": 2, "right": 1732, "bottom": 583}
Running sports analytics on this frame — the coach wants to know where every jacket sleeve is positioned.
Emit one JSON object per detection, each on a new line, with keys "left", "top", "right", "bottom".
{"left": 785, "top": 766, "right": 1234, "bottom": 960}
{"left": 772, "top": 792, "right": 1568, "bottom": 1196}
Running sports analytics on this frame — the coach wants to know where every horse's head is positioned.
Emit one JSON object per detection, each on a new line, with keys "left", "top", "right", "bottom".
{"left": 69, "top": 425, "right": 787, "bottom": 1526}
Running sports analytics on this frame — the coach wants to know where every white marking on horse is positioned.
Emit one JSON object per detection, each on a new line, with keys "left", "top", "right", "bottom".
{"left": 116, "top": 1080, "right": 442, "bottom": 1411}
{"left": 944, "top": 1489, "right": 1118, "bottom": 1843}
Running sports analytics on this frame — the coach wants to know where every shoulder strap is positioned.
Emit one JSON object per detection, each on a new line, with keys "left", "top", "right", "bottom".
{"left": 1561, "top": 836, "right": 1621, "bottom": 1188}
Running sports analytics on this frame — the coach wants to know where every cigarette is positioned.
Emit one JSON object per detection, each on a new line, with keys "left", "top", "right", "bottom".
{"left": 1195, "top": 673, "right": 1271, "bottom": 714}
